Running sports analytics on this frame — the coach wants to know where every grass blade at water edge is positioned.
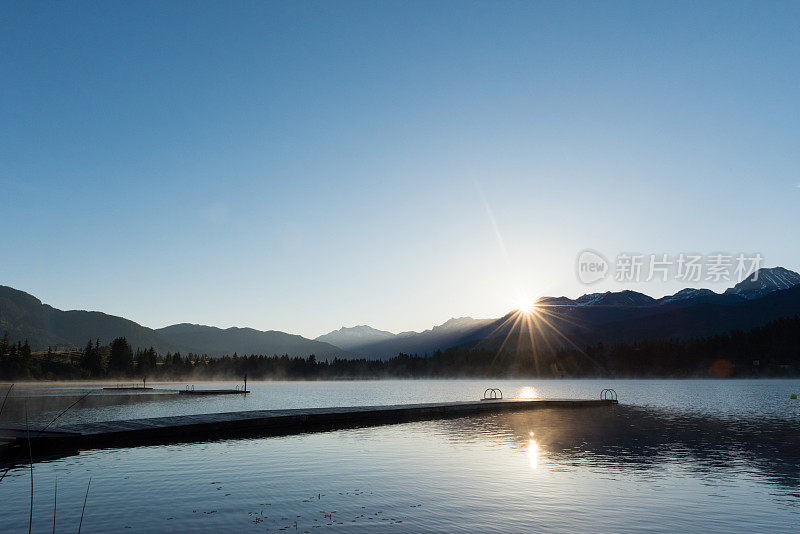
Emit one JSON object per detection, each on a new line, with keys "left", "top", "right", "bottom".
{"left": 0, "top": 383, "right": 13, "bottom": 417}
{"left": 78, "top": 476, "right": 91, "bottom": 534}
{"left": 25, "top": 403, "right": 33, "bottom": 534}
{"left": 52, "top": 476, "right": 57, "bottom": 534}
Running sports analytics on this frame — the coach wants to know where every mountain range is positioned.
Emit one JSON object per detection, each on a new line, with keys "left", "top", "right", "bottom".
{"left": 456, "top": 267, "right": 800, "bottom": 354}
{"left": 314, "top": 317, "right": 495, "bottom": 359}
{"left": 0, "top": 286, "right": 347, "bottom": 359}
{"left": 315, "top": 325, "right": 396, "bottom": 351}
{"left": 311, "top": 267, "right": 800, "bottom": 358}
{"left": 155, "top": 324, "right": 346, "bottom": 359}
{"left": 2, "top": 266, "right": 799, "bottom": 360}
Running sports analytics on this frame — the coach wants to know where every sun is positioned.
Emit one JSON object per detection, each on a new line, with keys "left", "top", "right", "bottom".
{"left": 516, "top": 296, "right": 536, "bottom": 314}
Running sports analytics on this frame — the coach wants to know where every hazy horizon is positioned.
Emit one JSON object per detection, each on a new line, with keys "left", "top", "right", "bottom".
{"left": 5, "top": 264, "right": 798, "bottom": 341}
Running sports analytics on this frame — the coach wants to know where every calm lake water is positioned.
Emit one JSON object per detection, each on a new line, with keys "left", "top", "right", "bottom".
{"left": 1, "top": 379, "right": 799, "bottom": 532}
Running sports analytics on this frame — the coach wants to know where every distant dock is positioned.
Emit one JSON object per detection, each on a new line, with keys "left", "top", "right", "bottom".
{"left": 0, "top": 397, "right": 617, "bottom": 460}
{"left": 178, "top": 389, "right": 250, "bottom": 395}
{"left": 99, "top": 386, "right": 249, "bottom": 396}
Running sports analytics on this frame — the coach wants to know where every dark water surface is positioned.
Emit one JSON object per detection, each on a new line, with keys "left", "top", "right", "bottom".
{"left": 1, "top": 379, "right": 799, "bottom": 532}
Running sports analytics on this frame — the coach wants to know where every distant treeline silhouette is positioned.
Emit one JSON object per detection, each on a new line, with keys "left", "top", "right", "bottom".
{"left": 1, "top": 315, "right": 799, "bottom": 380}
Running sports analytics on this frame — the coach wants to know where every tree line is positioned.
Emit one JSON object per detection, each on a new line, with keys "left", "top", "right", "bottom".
{"left": 1, "top": 315, "right": 799, "bottom": 380}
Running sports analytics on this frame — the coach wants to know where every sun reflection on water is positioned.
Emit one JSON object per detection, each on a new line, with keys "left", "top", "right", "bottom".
{"left": 518, "top": 386, "right": 539, "bottom": 399}
{"left": 527, "top": 438, "right": 540, "bottom": 469}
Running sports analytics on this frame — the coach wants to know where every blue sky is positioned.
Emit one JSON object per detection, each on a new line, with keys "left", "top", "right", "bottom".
{"left": 2, "top": 1, "right": 798, "bottom": 338}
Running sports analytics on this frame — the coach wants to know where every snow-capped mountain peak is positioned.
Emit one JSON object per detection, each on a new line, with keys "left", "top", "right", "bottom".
{"left": 724, "top": 267, "right": 800, "bottom": 300}
{"left": 658, "top": 288, "right": 716, "bottom": 304}
{"left": 315, "top": 325, "right": 396, "bottom": 351}
{"left": 574, "top": 290, "right": 656, "bottom": 307}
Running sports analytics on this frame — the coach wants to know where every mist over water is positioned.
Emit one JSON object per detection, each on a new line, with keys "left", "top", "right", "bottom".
{"left": 1, "top": 379, "right": 799, "bottom": 532}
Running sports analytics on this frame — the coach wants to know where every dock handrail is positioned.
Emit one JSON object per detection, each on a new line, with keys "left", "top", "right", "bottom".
{"left": 600, "top": 388, "right": 617, "bottom": 401}
{"left": 483, "top": 388, "right": 503, "bottom": 400}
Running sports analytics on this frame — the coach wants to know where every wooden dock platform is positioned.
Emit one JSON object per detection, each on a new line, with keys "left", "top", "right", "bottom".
{"left": 0, "top": 398, "right": 617, "bottom": 460}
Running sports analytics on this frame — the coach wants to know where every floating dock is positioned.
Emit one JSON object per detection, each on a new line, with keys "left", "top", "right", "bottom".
{"left": 0, "top": 397, "right": 617, "bottom": 460}
{"left": 178, "top": 389, "right": 250, "bottom": 395}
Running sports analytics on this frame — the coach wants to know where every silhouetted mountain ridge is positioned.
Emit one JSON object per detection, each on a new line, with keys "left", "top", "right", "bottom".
{"left": 315, "top": 325, "right": 396, "bottom": 351}
{"left": 0, "top": 285, "right": 181, "bottom": 353}
{"left": 160, "top": 323, "right": 346, "bottom": 359}
{"left": 318, "top": 317, "right": 494, "bottom": 359}
{"left": 2, "top": 266, "right": 798, "bottom": 361}
{"left": 461, "top": 267, "right": 800, "bottom": 353}
{"left": 0, "top": 286, "right": 349, "bottom": 359}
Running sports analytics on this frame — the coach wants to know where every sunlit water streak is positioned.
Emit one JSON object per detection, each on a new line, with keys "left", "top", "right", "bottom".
{"left": 1, "top": 379, "right": 799, "bottom": 532}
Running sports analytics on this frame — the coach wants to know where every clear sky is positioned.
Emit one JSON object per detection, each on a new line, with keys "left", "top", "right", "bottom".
{"left": 2, "top": 1, "right": 799, "bottom": 338}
